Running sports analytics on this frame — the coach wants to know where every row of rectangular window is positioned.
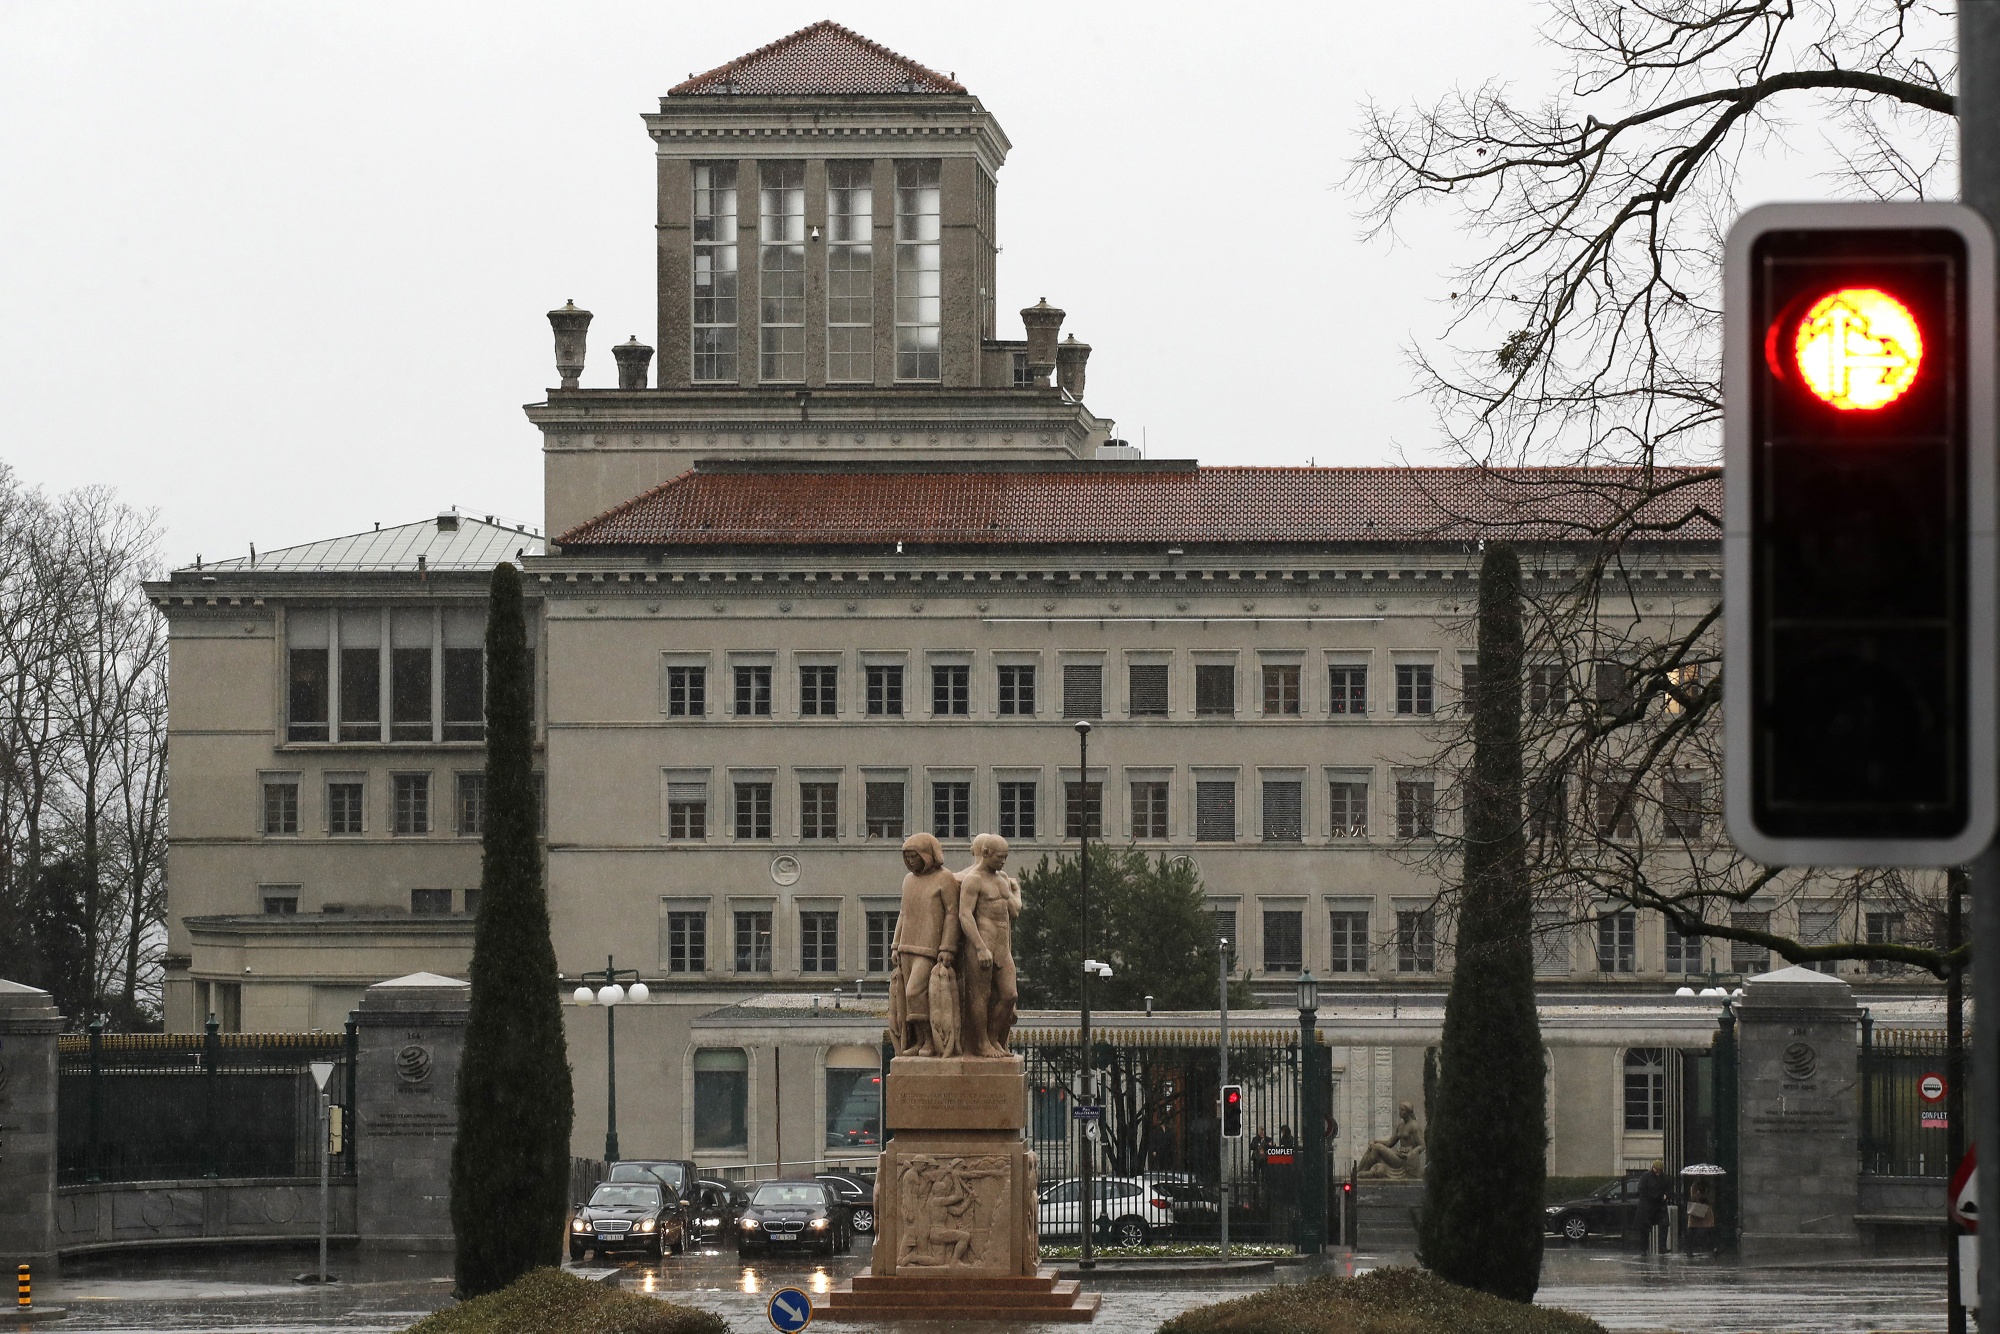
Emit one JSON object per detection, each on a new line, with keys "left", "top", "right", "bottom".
{"left": 258, "top": 886, "right": 479, "bottom": 915}
{"left": 1226, "top": 906, "right": 1871, "bottom": 978}
{"left": 665, "top": 775, "right": 1441, "bottom": 843}
{"left": 261, "top": 772, "right": 541, "bottom": 836}
{"left": 662, "top": 906, "right": 903, "bottom": 976}
{"left": 667, "top": 662, "right": 1444, "bottom": 720}
{"left": 285, "top": 607, "right": 491, "bottom": 744}
{"left": 691, "top": 159, "right": 939, "bottom": 385}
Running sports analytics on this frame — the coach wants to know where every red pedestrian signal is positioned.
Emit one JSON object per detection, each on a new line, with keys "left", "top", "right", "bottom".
{"left": 1725, "top": 202, "right": 1997, "bottom": 866}
{"left": 1221, "top": 1085, "right": 1243, "bottom": 1139}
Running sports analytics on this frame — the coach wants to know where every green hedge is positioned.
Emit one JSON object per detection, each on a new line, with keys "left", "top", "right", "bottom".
{"left": 1159, "top": 1267, "right": 1606, "bottom": 1334}
{"left": 404, "top": 1268, "right": 725, "bottom": 1334}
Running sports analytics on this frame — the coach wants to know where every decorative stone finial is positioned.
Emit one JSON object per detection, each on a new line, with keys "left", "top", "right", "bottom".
{"left": 612, "top": 335, "right": 655, "bottom": 391}
{"left": 1056, "top": 334, "right": 1091, "bottom": 400}
{"left": 1019, "top": 298, "right": 1065, "bottom": 388}
{"left": 547, "top": 300, "right": 593, "bottom": 390}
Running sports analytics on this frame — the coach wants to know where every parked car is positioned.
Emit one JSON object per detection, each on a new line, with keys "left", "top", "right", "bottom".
{"left": 815, "top": 1170, "right": 877, "bottom": 1234}
{"left": 736, "top": 1179, "right": 852, "bottom": 1257}
{"left": 1544, "top": 1176, "right": 1640, "bottom": 1242}
{"left": 607, "top": 1159, "right": 698, "bottom": 1205}
{"left": 685, "top": 1178, "right": 740, "bottom": 1247}
{"left": 1035, "top": 1176, "right": 1175, "bottom": 1247}
{"left": 569, "top": 1181, "right": 685, "bottom": 1262}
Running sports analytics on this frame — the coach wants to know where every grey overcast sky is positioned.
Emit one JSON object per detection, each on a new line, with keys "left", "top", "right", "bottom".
{"left": 1, "top": 2, "right": 1563, "bottom": 562}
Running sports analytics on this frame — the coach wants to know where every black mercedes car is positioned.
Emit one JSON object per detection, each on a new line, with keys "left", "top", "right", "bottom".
{"left": 1544, "top": 1176, "right": 1639, "bottom": 1242}
{"left": 815, "top": 1170, "right": 877, "bottom": 1235}
{"left": 569, "top": 1181, "right": 685, "bottom": 1261}
{"left": 735, "top": 1179, "right": 851, "bottom": 1256}
{"left": 685, "top": 1178, "right": 741, "bottom": 1247}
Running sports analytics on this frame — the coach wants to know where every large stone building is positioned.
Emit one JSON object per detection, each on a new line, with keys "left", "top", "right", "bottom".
{"left": 150, "top": 23, "right": 1929, "bottom": 1182}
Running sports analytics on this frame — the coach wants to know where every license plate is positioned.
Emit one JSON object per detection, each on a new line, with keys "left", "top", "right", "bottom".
{"left": 771, "top": 1233, "right": 795, "bottom": 1242}
{"left": 597, "top": 1233, "right": 620, "bottom": 1242}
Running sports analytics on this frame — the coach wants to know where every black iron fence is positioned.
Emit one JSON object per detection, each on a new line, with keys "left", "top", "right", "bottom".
{"left": 1860, "top": 1026, "right": 1967, "bottom": 1178}
{"left": 57, "top": 1020, "right": 356, "bottom": 1185}
{"left": 1012, "top": 1026, "right": 1334, "bottom": 1247}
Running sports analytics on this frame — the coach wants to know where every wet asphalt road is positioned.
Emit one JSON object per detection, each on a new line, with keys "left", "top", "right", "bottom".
{"left": 20, "top": 1239, "right": 1956, "bottom": 1333}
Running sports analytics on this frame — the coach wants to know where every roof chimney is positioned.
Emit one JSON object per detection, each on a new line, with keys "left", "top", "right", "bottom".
{"left": 1056, "top": 334, "right": 1091, "bottom": 399}
{"left": 613, "top": 335, "right": 655, "bottom": 390}
{"left": 1020, "top": 298, "right": 1064, "bottom": 388}
{"left": 547, "top": 300, "right": 593, "bottom": 390}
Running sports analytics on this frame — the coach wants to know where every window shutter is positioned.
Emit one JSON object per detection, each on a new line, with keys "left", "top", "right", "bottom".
{"left": 1062, "top": 664, "right": 1103, "bottom": 719}
{"left": 667, "top": 782, "right": 708, "bottom": 803}
{"left": 1262, "top": 782, "right": 1302, "bottom": 841}
{"left": 1129, "top": 664, "right": 1168, "bottom": 715}
{"left": 1196, "top": 781, "right": 1236, "bottom": 842}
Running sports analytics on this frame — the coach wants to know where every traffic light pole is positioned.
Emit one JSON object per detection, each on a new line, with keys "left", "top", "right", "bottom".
{"left": 1964, "top": 6, "right": 2000, "bottom": 1321}
{"left": 1219, "top": 935, "right": 1230, "bottom": 1261}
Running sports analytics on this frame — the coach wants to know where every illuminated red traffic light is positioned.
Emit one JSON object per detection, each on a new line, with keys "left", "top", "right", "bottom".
{"left": 1765, "top": 286, "right": 1925, "bottom": 411}
{"left": 1725, "top": 201, "right": 1997, "bottom": 866}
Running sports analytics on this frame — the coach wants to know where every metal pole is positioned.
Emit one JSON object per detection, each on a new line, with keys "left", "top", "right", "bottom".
{"left": 318, "top": 1087, "right": 330, "bottom": 1284}
{"left": 1220, "top": 934, "right": 1230, "bottom": 1260}
{"left": 1962, "top": 6, "right": 2000, "bottom": 1315}
{"left": 1949, "top": 867, "right": 1967, "bottom": 1334}
{"left": 604, "top": 954, "right": 620, "bottom": 1163}
{"left": 1076, "top": 719, "right": 1094, "bottom": 1270}
{"left": 86, "top": 1016, "right": 102, "bottom": 1184}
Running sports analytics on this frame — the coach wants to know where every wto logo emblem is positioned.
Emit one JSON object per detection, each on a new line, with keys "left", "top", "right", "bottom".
{"left": 396, "top": 1044, "right": 434, "bottom": 1084}
{"left": 1781, "top": 1042, "right": 1818, "bottom": 1082}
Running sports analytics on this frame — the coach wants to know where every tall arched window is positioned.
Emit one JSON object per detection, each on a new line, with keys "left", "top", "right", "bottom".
{"left": 693, "top": 1048, "right": 748, "bottom": 1151}
{"left": 1624, "top": 1048, "right": 1666, "bottom": 1131}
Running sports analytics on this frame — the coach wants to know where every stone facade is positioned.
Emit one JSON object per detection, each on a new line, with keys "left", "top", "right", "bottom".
{"left": 353, "top": 971, "right": 469, "bottom": 1250}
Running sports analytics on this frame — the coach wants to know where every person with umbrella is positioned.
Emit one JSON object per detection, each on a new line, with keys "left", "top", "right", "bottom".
{"left": 1681, "top": 1164, "right": 1726, "bottom": 1254}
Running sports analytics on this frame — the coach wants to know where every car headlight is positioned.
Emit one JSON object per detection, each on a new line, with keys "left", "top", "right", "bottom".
{"left": 741, "top": 1217, "right": 760, "bottom": 1230}
{"left": 638, "top": 1218, "right": 655, "bottom": 1232}
{"left": 701, "top": 1217, "right": 720, "bottom": 1227}
{"left": 573, "top": 1218, "right": 589, "bottom": 1232}
{"left": 809, "top": 1217, "right": 829, "bottom": 1230}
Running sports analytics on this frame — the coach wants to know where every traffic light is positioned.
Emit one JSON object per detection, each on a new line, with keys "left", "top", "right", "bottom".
{"left": 1221, "top": 1085, "right": 1243, "bottom": 1139}
{"left": 1725, "top": 201, "right": 1996, "bottom": 866}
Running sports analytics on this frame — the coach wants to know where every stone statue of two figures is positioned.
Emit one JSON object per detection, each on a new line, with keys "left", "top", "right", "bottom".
{"left": 888, "top": 832, "right": 1020, "bottom": 1059}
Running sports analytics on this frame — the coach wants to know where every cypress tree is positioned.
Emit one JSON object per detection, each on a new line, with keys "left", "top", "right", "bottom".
{"left": 1419, "top": 543, "right": 1547, "bottom": 1300}
{"left": 451, "top": 562, "right": 574, "bottom": 1298}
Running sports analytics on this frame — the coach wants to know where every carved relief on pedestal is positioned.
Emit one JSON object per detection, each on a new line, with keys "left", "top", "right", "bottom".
{"left": 894, "top": 1154, "right": 1012, "bottom": 1272}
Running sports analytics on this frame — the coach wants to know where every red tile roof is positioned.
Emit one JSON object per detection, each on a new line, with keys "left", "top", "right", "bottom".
{"left": 557, "top": 464, "right": 1721, "bottom": 551}
{"left": 669, "top": 22, "right": 965, "bottom": 97}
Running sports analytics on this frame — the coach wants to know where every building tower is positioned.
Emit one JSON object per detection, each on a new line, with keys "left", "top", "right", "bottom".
{"left": 529, "top": 21, "right": 1120, "bottom": 539}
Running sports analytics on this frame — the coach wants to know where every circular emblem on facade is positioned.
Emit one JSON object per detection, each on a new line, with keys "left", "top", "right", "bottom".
{"left": 1782, "top": 1041, "right": 1818, "bottom": 1082}
{"left": 1242, "top": 601, "right": 1256, "bottom": 612}
{"left": 977, "top": 601, "right": 990, "bottom": 612}
{"left": 1043, "top": 601, "right": 1056, "bottom": 612}
{"left": 396, "top": 1044, "right": 434, "bottom": 1084}
{"left": 910, "top": 601, "right": 924, "bottom": 612}
{"left": 779, "top": 601, "right": 793, "bottom": 613}
{"left": 772, "top": 855, "right": 802, "bottom": 887}
{"left": 1109, "top": 602, "right": 1121, "bottom": 612}
{"left": 712, "top": 601, "right": 726, "bottom": 612}
{"left": 845, "top": 602, "right": 858, "bottom": 612}
{"left": 1309, "top": 602, "right": 1322, "bottom": 612}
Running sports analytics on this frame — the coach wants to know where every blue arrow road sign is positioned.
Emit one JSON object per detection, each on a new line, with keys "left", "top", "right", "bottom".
{"left": 768, "top": 1286, "right": 813, "bottom": 1332}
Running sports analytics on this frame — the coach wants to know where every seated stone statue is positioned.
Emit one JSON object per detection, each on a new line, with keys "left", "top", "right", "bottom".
{"left": 1356, "top": 1102, "right": 1426, "bottom": 1180}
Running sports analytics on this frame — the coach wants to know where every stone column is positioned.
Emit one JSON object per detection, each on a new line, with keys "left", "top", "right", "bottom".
{"left": 0, "top": 981, "right": 61, "bottom": 1276}
{"left": 354, "top": 971, "right": 469, "bottom": 1251}
{"left": 1733, "top": 965, "right": 1862, "bottom": 1260}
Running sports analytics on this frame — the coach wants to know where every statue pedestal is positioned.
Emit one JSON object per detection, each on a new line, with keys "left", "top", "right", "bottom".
{"left": 817, "top": 1055, "right": 1097, "bottom": 1322}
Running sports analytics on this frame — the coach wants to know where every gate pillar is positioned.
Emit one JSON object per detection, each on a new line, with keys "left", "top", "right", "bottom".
{"left": 1733, "top": 965, "right": 1862, "bottom": 1260}
{"left": 354, "top": 972, "right": 469, "bottom": 1251}
{"left": 0, "top": 980, "right": 62, "bottom": 1276}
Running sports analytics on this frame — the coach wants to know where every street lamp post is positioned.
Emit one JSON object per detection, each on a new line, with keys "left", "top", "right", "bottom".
{"left": 1075, "top": 718, "right": 1095, "bottom": 1270}
{"left": 1296, "top": 971, "right": 1325, "bottom": 1254}
{"left": 572, "top": 956, "right": 649, "bottom": 1162}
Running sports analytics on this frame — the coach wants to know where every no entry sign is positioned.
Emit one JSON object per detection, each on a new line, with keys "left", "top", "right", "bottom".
{"left": 1923, "top": 1073, "right": 1949, "bottom": 1103}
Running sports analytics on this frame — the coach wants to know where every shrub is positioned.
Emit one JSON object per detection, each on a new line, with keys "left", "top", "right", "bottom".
{"left": 1158, "top": 1267, "right": 1606, "bottom": 1334}
{"left": 404, "top": 1268, "right": 726, "bottom": 1334}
